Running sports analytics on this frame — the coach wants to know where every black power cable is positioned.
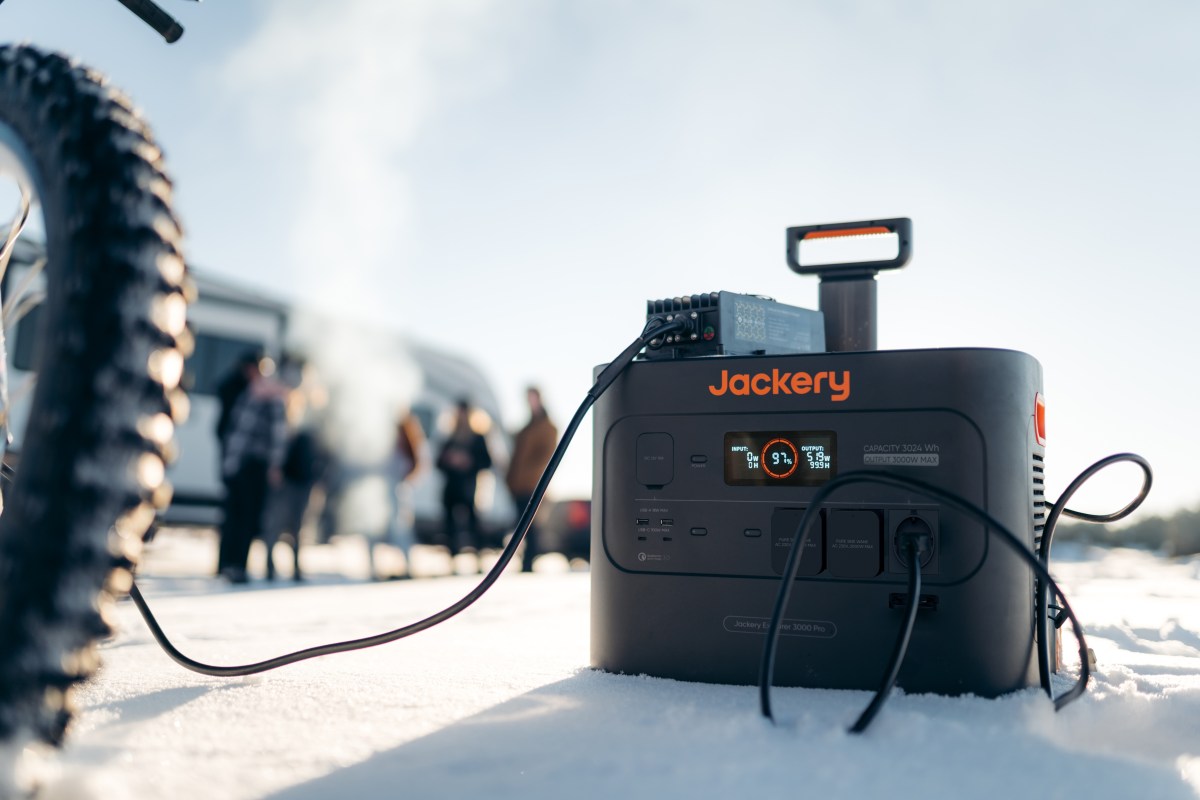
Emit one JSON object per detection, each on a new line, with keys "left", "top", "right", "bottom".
{"left": 129, "top": 315, "right": 686, "bottom": 677}
{"left": 1035, "top": 453, "right": 1152, "bottom": 697}
{"left": 760, "top": 470, "right": 1107, "bottom": 730}
{"left": 849, "top": 533, "right": 924, "bottom": 734}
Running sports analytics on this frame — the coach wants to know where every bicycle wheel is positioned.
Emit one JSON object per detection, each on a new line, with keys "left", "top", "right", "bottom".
{"left": 0, "top": 43, "right": 188, "bottom": 757}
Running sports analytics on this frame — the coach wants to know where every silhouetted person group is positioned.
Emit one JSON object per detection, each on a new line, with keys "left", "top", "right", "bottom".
{"left": 213, "top": 360, "right": 558, "bottom": 581}
{"left": 434, "top": 388, "right": 557, "bottom": 574}
{"left": 215, "top": 354, "right": 322, "bottom": 583}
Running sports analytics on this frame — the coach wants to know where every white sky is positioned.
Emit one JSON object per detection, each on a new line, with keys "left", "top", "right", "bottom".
{"left": 4, "top": 0, "right": 1198, "bottom": 514}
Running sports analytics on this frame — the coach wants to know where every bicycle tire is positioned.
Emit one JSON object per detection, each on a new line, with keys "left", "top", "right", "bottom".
{"left": 0, "top": 44, "right": 188, "bottom": 752}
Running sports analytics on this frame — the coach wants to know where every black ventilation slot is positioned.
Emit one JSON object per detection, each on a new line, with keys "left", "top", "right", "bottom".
{"left": 647, "top": 292, "right": 720, "bottom": 315}
{"left": 1032, "top": 451, "right": 1047, "bottom": 546}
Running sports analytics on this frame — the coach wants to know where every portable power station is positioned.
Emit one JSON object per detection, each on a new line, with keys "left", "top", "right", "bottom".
{"left": 590, "top": 218, "right": 1052, "bottom": 697}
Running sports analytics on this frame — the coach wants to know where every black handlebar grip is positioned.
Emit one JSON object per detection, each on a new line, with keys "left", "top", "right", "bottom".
{"left": 116, "top": 0, "right": 184, "bottom": 43}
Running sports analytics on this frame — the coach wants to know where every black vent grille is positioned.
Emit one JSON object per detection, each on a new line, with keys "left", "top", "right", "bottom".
{"left": 646, "top": 292, "right": 721, "bottom": 314}
{"left": 1032, "top": 452, "right": 1046, "bottom": 552}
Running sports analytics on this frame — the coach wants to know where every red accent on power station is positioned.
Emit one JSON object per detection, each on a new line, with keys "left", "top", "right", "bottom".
{"left": 1034, "top": 393, "right": 1046, "bottom": 445}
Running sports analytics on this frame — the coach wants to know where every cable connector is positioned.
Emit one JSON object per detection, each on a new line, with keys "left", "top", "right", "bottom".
{"left": 1049, "top": 604, "right": 1070, "bottom": 630}
{"left": 898, "top": 529, "right": 932, "bottom": 559}
{"left": 894, "top": 516, "right": 934, "bottom": 569}
{"left": 646, "top": 313, "right": 695, "bottom": 349}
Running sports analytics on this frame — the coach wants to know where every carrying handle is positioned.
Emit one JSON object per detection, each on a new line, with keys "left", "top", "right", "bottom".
{"left": 786, "top": 217, "right": 912, "bottom": 278}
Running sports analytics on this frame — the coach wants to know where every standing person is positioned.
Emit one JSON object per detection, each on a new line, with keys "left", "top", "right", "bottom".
{"left": 262, "top": 361, "right": 325, "bottom": 582}
{"left": 263, "top": 422, "right": 321, "bottom": 581}
{"left": 374, "top": 411, "right": 426, "bottom": 580}
{"left": 215, "top": 351, "right": 262, "bottom": 467}
{"left": 436, "top": 399, "right": 492, "bottom": 573}
{"left": 217, "top": 366, "right": 288, "bottom": 583}
{"left": 508, "top": 387, "right": 558, "bottom": 573}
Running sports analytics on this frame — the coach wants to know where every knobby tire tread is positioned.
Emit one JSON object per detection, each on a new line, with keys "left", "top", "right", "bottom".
{"left": 0, "top": 44, "right": 187, "bottom": 748}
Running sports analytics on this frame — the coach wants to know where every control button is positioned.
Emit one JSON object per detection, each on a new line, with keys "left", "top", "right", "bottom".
{"left": 744, "top": 528, "right": 762, "bottom": 538}
{"left": 690, "top": 454, "right": 708, "bottom": 464}
{"left": 636, "top": 433, "right": 674, "bottom": 486}
{"left": 827, "top": 509, "right": 883, "bottom": 578}
{"left": 771, "top": 508, "right": 824, "bottom": 576}
{"left": 690, "top": 527, "right": 708, "bottom": 536}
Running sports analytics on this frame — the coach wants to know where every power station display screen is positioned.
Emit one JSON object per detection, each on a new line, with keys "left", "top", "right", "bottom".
{"left": 723, "top": 431, "right": 837, "bottom": 486}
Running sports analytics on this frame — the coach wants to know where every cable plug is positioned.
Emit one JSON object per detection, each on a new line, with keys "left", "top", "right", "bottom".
{"left": 646, "top": 313, "right": 694, "bottom": 348}
{"left": 894, "top": 516, "right": 934, "bottom": 569}
{"left": 896, "top": 531, "right": 932, "bottom": 571}
{"left": 898, "top": 530, "right": 932, "bottom": 558}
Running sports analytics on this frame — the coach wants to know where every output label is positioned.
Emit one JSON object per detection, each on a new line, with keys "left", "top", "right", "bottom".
{"left": 862, "top": 443, "right": 940, "bottom": 467}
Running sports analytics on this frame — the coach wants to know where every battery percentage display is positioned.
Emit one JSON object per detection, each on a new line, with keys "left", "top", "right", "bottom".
{"left": 761, "top": 438, "right": 799, "bottom": 479}
{"left": 723, "top": 431, "right": 837, "bottom": 487}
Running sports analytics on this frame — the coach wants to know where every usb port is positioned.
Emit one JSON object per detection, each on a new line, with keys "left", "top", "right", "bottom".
{"left": 660, "top": 518, "right": 674, "bottom": 526}
{"left": 889, "top": 593, "right": 940, "bottom": 611}
{"left": 636, "top": 518, "right": 650, "bottom": 526}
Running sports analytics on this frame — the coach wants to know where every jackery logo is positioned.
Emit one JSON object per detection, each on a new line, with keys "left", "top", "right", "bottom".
{"left": 707, "top": 368, "right": 851, "bottom": 402}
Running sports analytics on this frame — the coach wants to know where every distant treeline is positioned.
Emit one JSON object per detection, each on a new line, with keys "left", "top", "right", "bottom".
{"left": 1054, "top": 505, "right": 1200, "bottom": 556}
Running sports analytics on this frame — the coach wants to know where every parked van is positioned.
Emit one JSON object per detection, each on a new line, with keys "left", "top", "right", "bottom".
{"left": 4, "top": 250, "right": 518, "bottom": 550}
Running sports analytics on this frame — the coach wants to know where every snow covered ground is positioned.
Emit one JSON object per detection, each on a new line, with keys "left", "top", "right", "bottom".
{"left": 40, "top": 530, "right": 1200, "bottom": 799}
